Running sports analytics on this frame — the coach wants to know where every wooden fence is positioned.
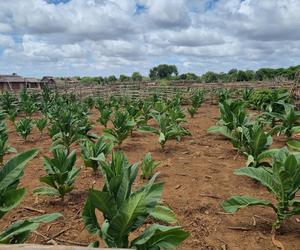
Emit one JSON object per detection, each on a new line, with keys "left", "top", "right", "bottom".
{"left": 51, "top": 80, "right": 295, "bottom": 99}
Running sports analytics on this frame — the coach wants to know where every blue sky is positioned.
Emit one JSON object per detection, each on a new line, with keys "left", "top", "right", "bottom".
{"left": 0, "top": 0, "right": 299, "bottom": 77}
{"left": 47, "top": 0, "right": 70, "bottom": 4}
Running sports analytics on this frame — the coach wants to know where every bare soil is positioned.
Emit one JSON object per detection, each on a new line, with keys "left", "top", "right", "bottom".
{"left": 1, "top": 103, "right": 300, "bottom": 250}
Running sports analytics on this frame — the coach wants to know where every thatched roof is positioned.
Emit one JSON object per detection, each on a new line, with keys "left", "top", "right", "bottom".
{"left": 66, "top": 77, "right": 79, "bottom": 84}
{"left": 24, "top": 77, "right": 40, "bottom": 83}
{"left": 0, "top": 74, "right": 25, "bottom": 83}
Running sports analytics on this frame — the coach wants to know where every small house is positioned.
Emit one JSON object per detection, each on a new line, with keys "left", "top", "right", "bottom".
{"left": 25, "top": 77, "right": 43, "bottom": 89}
{"left": 41, "top": 76, "right": 57, "bottom": 89}
{"left": 0, "top": 74, "right": 26, "bottom": 91}
{"left": 0, "top": 74, "right": 43, "bottom": 91}
{"left": 66, "top": 77, "right": 79, "bottom": 85}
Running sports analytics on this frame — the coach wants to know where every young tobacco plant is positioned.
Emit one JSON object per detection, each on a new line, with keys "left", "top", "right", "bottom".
{"left": 15, "top": 118, "right": 33, "bottom": 141}
{"left": 187, "top": 106, "right": 197, "bottom": 118}
{"left": 0, "top": 149, "right": 62, "bottom": 244}
{"left": 51, "top": 110, "right": 82, "bottom": 151}
{"left": 190, "top": 89, "right": 204, "bottom": 111}
{"left": 35, "top": 117, "right": 48, "bottom": 134}
{"left": 208, "top": 99, "right": 250, "bottom": 139}
{"left": 168, "top": 107, "right": 186, "bottom": 125}
{"left": 216, "top": 88, "right": 230, "bottom": 103}
{"left": 241, "top": 87, "right": 254, "bottom": 103}
{"left": 80, "top": 136, "right": 113, "bottom": 172}
{"left": 33, "top": 148, "right": 80, "bottom": 200}
{"left": 222, "top": 147, "right": 300, "bottom": 231}
{"left": 140, "top": 113, "right": 191, "bottom": 149}
{"left": 103, "top": 110, "right": 136, "bottom": 146}
{"left": 97, "top": 107, "right": 112, "bottom": 128}
{"left": 0, "top": 91, "right": 18, "bottom": 114}
{"left": 83, "top": 151, "right": 189, "bottom": 249}
{"left": 7, "top": 109, "right": 18, "bottom": 124}
{"left": 141, "top": 152, "right": 160, "bottom": 179}
{"left": 267, "top": 105, "right": 300, "bottom": 138}
{"left": 231, "top": 123, "right": 273, "bottom": 167}
{"left": 141, "top": 100, "right": 153, "bottom": 123}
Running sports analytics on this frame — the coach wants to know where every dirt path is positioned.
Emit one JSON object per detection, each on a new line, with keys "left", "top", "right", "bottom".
{"left": 1, "top": 103, "right": 300, "bottom": 249}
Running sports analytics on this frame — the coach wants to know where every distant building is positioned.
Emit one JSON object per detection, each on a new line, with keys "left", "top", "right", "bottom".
{"left": 24, "top": 77, "right": 41, "bottom": 89}
{"left": 0, "top": 73, "right": 44, "bottom": 91}
{"left": 0, "top": 74, "right": 25, "bottom": 90}
{"left": 66, "top": 77, "right": 79, "bottom": 85}
{"left": 41, "top": 76, "right": 57, "bottom": 89}
{"left": 41, "top": 76, "right": 80, "bottom": 88}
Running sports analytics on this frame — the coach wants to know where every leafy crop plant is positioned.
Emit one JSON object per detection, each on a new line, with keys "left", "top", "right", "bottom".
{"left": 222, "top": 148, "right": 300, "bottom": 232}
{"left": 33, "top": 148, "right": 80, "bottom": 200}
{"left": 80, "top": 136, "right": 113, "bottom": 172}
{"left": 83, "top": 151, "right": 189, "bottom": 249}
{"left": 140, "top": 113, "right": 191, "bottom": 149}
{"left": 0, "top": 149, "right": 62, "bottom": 244}
{"left": 141, "top": 152, "right": 160, "bottom": 179}
{"left": 15, "top": 118, "right": 33, "bottom": 141}
{"left": 103, "top": 110, "right": 136, "bottom": 146}
{"left": 35, "top": 117, "right": 48, "bottom": 134}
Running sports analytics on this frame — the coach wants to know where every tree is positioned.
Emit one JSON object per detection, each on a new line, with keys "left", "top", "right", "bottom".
{"left": 107, "top": 75, "right": 117, "bottom": 82}
{"left": 149, "top": 64, "right": 178, "bottom": 80}
{"left": 95, "top": 76, "right": 104, "bottom": 84}
{"left": 119, "top": 74, "right": 130, "bottom": 82}
{"left": 236, "top": 70, "right": 248, "bottom": 81}
{"left": 131, "top": 72, "right": 143, "bottom": 81}
{"left": 255, "top": 68, "right": 275, "bottom": 81}
{"left": 228, "top": 68, "right": 238, "bottom": 82}
{"left": 179, "top": 73, "right": 198, "bottom": 81}
{"left": 245, "top": 70, "right": 255, "bottom": 81}
{"left": 202, "top": 71, "right": 218, "bottom": 83}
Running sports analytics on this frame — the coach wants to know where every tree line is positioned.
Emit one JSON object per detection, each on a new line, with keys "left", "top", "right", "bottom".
{"left": 75, "top": 64, "right": 300, "bottom": 84}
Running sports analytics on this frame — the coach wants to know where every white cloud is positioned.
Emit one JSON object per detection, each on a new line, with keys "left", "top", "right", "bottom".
{"left": 0, "top": 0, "right": 299, "bottom": 77}
{"left": 0, "top": 35, "right": 15, "bottom": 48}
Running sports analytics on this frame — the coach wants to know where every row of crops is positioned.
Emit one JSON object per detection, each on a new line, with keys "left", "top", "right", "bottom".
{"left": 0, "top": 86, "right": 296, "bottom": 248}
{"left": 208, "top": 88, "right": 300, "bottom": 247}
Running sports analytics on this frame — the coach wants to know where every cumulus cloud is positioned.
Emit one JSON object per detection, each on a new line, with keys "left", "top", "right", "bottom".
{"left": 0, "top": 0, "right": 299, "bottom": 76}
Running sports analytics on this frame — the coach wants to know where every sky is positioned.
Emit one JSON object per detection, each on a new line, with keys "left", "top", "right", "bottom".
{"left": 0, "top": 0, "right": 299, "bottom": 77}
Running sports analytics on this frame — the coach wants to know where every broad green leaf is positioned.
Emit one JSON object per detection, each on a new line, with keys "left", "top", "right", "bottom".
{"left": 257, "top": 148, "right": 280, "bottom": 161}
{"left": 108, "top": 191, "right": 147, "bottom": 246}
{"left": 0, "top": 212, "right": 61, "bottom": 244}
{"left": 27, "top": 213, "right": 62, "bottom": 223}
{"left": 287, "top": 140, "right": 300, "bottom": 151}
{"left": 149, "top": 205, "right": 177, "bottom": 224}
{"left": 89, "top": 189, "right": 117, "bottom": 220}
{"left": 0, "top": 149, "right": 39, "bottom": 190}
{"left": 131, "top": 224, "right": 189, "bottom": 250}
{"left": 39, "top": 176, "right": 56, "bottom": 188}
{"left": 0, "top": 188, "right": 26, "bottom": 219}
{"left": 0, "top": 220, "right": 39, "bottom": 244}
{"left": 222, "top": 195, "right": 273, "bottom": 213}
{"left": 207, "top": 126, "right": 233, "bottom": 139}
{"left": 252, "top": 128, "right": 268, "bottom": 157}
{"left": 234, "top": 167, "right": 278, "bottom": 194}
{"left": 82, "top": 198, "right": 101, "bottom": 235}
{"left": 33, "top": 186, "right": 60, "bottom": 196}
{"left": 291, "top": 126, "right": 300, "bottom": 134}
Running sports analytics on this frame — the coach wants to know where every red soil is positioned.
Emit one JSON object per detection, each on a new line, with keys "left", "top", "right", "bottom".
{"left": 1, "top": 103, "right": 299, "bottom": 249}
